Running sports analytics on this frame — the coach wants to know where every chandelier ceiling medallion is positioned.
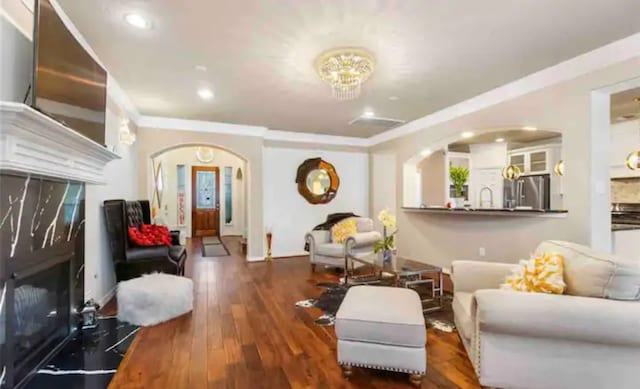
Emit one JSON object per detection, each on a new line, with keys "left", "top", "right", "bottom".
{"left": 315, "top": 47, "right": 375, "bottom": 101}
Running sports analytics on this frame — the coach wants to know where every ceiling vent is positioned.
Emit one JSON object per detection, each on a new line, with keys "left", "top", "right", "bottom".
{"left": 348, "top": 115, "right": 406, "bottom": 132}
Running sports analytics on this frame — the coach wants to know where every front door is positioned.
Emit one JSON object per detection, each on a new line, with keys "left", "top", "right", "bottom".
{"left": 191, "top": 166, "right": 220, "bottom": 237}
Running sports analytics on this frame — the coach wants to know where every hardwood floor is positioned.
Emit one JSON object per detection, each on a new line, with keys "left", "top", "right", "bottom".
{"left": 106, "top": 237, "right": 480, "bottom": 389}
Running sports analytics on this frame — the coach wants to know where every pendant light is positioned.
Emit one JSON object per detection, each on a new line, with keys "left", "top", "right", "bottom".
{"left": 625, "top": 97, "right": 640, "bottom": 171}
{"left": 502, "top": 165, "right": 521, "bottom": 180}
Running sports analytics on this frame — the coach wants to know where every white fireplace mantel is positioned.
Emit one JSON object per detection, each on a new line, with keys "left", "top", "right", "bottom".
{"left": 0, "top": 102, "right": 120, "bottom": 184}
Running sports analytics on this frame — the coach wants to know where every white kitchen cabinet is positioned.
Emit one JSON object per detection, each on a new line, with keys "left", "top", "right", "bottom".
{"left": 508, "top": 144, "right": 561, "bottom": 175}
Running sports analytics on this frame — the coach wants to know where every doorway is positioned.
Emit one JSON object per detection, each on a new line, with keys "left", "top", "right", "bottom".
{"left": 192, "top": 166, "right": 220, "bottom": 237}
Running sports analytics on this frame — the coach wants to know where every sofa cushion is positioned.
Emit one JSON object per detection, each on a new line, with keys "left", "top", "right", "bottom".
{"left": 336, "top": 286, "right": 426, "bottom": 348}
{"left": 316, "top": 243, "right": 345, "bottom": 258}
{"left": 535, "top": 240, "right": 640, "bottom": 301}
{"left": 354, "top": 217, "right": 374, "bottom": 233}
{"left": 452, "top": 291, "right": 474, "bottom": 341}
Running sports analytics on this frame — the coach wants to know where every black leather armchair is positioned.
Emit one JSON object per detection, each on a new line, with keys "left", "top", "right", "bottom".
{"left": 103, "top": 199, "right": 187, "bottom": 281}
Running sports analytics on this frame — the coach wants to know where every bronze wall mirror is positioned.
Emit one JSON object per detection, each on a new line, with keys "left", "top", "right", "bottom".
{"left": 295, "top": 158, "right": 340, "bottom": 204}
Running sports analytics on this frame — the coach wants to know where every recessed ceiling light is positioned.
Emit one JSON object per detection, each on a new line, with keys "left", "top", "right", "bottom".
{"left": 522, "top": 126, "right": 538, "bottom": 131}
{"left": 195, "top": 65, "right": 207, "bottom": 72}
{"left": 389, "top": 96, "right": 399, "bottom": 101}
{"left": 363, "top": 109, "right": 375, "bottom": 118}
{"left": 124, "top": 13, "right": 152, "bottom": 29}
{"left": 197, "top": 87, "right": 214, "bottom": 100}
{"left": 461, "top": 131, "right": 474, "bottom": 139}
{"left": 420, "top": 149, "right": 432, "bottom": 157}
{"left": 495, "top": 138, "right": 505, "bottom": 143}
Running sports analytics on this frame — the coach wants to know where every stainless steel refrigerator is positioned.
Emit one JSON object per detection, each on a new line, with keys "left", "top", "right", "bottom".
{"left": 503, "top": 174, "right": 550, "bottom": 209}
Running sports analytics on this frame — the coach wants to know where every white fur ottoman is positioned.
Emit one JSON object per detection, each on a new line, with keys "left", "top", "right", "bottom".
{"left": 117, "top": 273, "right": 193, "bottom": 326}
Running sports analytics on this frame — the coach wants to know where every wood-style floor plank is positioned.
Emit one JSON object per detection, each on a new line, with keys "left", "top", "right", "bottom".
{"left": 107, "top": 237, "right": 480, "bottom": 389}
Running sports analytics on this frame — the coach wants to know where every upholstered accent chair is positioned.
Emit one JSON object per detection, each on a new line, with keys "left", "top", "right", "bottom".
{"left": 305, "top": 217, "right": 382, "bottom": 271}
{"left": 103, "top": 199, "right": 187, "bottom": 281}
{"left": 451, "top": 240, "right": 640, "bottom": 389}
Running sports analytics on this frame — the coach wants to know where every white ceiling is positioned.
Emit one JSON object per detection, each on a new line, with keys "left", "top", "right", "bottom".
{"left": 57, "top": 0, "right": 640, "bottom": 137}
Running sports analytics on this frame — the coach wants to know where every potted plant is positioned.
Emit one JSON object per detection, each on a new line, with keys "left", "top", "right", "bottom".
{"left": 449, "top": 165, "right": 470, "bottom": 208}
{"left": 374, "top": 208, "right": 398, "bottom": 266}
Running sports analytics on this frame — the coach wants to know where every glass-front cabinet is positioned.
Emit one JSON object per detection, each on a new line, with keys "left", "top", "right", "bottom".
{"left": 529, "top": 151, "right": 548, "bottom": 173}
{"left": 508, "top": 146, "right": 558, "bottom": 175}
{"left": 509, "top": 153, "right": 526, "bottom": 173}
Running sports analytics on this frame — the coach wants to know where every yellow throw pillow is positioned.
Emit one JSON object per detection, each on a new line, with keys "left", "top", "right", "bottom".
{"left": 331, "top": 219, "right": 358, "bottom": 244}
{"left": 501, "top": 252, "right": 566, "bottom": 294}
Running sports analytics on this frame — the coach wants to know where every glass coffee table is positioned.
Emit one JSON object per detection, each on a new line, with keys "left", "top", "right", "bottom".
{"left": 345, "top": 252, "right": 444, "bottom": 312}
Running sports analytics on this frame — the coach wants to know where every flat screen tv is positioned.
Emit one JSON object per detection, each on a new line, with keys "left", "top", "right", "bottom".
{"left": 32, "top": 0, "right": 107, "bottom": 145}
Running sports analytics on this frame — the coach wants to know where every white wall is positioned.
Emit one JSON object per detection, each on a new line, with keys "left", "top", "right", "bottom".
{"left": 263, "top": 147, "right": 369, "bottom": 258}
{"left": 152, "top": 146, "right": 246, "bottom": 237}
{"left": 371, "top": 152, "right": 397, "bottom": 230}
{"left": 418, "top": 151, "right": 447, "bottom": 206}
{"left": 0, "top": 13, "right": 32, "bottom": 102}
{"left": 85, "top": 99, "right": 138, "bottom": 305}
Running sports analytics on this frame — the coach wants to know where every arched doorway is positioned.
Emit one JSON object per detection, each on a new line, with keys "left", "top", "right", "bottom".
{"left": 148, "top": 144, "right": 248, "bottom": 247}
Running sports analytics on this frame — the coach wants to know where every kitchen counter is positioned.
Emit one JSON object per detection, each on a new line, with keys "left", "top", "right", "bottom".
{"left": 612, "top": 223, "right": 640, "bottom": 231}
{"left": 402, "top": 207, "right": 568, "bottom": 218}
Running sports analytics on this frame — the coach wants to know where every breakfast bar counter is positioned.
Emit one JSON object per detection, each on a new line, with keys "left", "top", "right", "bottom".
{"left": 402, "top": 207, "right": 568, "bottom": 218}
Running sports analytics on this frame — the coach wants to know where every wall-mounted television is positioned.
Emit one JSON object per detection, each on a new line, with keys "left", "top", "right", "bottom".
{"left": 32, "top": 0, "right": 107, "bottom": 145}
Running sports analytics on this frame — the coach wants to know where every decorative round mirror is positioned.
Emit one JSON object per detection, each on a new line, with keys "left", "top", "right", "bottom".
{"left": 296, "top": 158, "right": 339, "bottom": 204}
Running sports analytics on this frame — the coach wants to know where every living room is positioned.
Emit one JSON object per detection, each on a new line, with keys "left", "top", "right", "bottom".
{"left": 1, "top": 1, "right": 640, "bottom": 388}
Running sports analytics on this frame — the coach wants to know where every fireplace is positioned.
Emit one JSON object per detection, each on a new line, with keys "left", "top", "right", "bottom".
{"left": 0, "top": 173, "right": 85, "bottom": 388}
{"left": 0, "top": 103, "right": 119, "bottom": 388}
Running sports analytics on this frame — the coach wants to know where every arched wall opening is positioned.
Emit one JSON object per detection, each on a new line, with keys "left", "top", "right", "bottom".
{"left": 136, "top": 129, "right": 264, "bottom": 260}
{"left": 149, "top": 144, "right": 248, "bottom": 242}
{"left": 402, "top": 125, "right": 565, "bottom": 210}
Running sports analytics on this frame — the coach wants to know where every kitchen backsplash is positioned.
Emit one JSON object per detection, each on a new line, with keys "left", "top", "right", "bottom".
{"left": 612, "top": 177, "right": 640, "bottom": 203}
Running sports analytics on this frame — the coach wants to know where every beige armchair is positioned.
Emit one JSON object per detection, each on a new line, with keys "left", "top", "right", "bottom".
{"left": 451, "top": 240, "right": 640, "bottom": 389}
{"left": 305, "top": 217, "right": 382, "bottom": 271}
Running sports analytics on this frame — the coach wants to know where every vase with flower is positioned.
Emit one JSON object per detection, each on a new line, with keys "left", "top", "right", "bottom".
{"left": 374, "top": 208, "right": 398, "bottom": 267}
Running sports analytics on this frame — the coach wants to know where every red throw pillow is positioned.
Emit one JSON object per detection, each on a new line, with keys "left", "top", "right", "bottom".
{"left": 128, "top": 224, "right": 172, "bottom": 246}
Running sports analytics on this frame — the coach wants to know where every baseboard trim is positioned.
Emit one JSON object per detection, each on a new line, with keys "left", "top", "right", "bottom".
{"left": 97, "top": 285, "right": 117, "bottom": 308}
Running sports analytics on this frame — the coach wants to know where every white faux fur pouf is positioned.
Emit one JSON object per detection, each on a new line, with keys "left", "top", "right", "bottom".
{"left": 117, "top": 273, "right": 194, "bottom": 326}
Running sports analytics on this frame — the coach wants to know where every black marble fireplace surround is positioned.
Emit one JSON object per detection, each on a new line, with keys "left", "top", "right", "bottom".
{"left": 0, "top": 172, "right": 85, "bottom": 388}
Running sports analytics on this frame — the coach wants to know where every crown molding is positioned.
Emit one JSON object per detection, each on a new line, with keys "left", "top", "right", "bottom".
{"left": 137, "top": 116, "right": 268, "bottom": 137}
{"left": 264, "top": 129, "right": 369, "bottom": 147}
{"left": 368, "top": 32, "right": 640, "bottom": 146}
{"left": 138, "top": 115, "right": 370, "bottom": 147}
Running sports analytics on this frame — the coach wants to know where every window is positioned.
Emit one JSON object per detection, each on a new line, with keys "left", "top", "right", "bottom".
{"left": 224, "top": 167, "right": 232, "bottom": 224}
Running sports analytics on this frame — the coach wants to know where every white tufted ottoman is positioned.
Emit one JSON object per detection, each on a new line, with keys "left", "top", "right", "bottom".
{"left": 117, "top": 273, "right": 193, "bottom": 326}
{"left": 335, "top": 286, "right": 426, "bottom": 386}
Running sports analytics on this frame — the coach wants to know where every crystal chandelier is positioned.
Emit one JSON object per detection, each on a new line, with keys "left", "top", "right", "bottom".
{"left": 315, "top": 48, "right": 375, "bottom": 100}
